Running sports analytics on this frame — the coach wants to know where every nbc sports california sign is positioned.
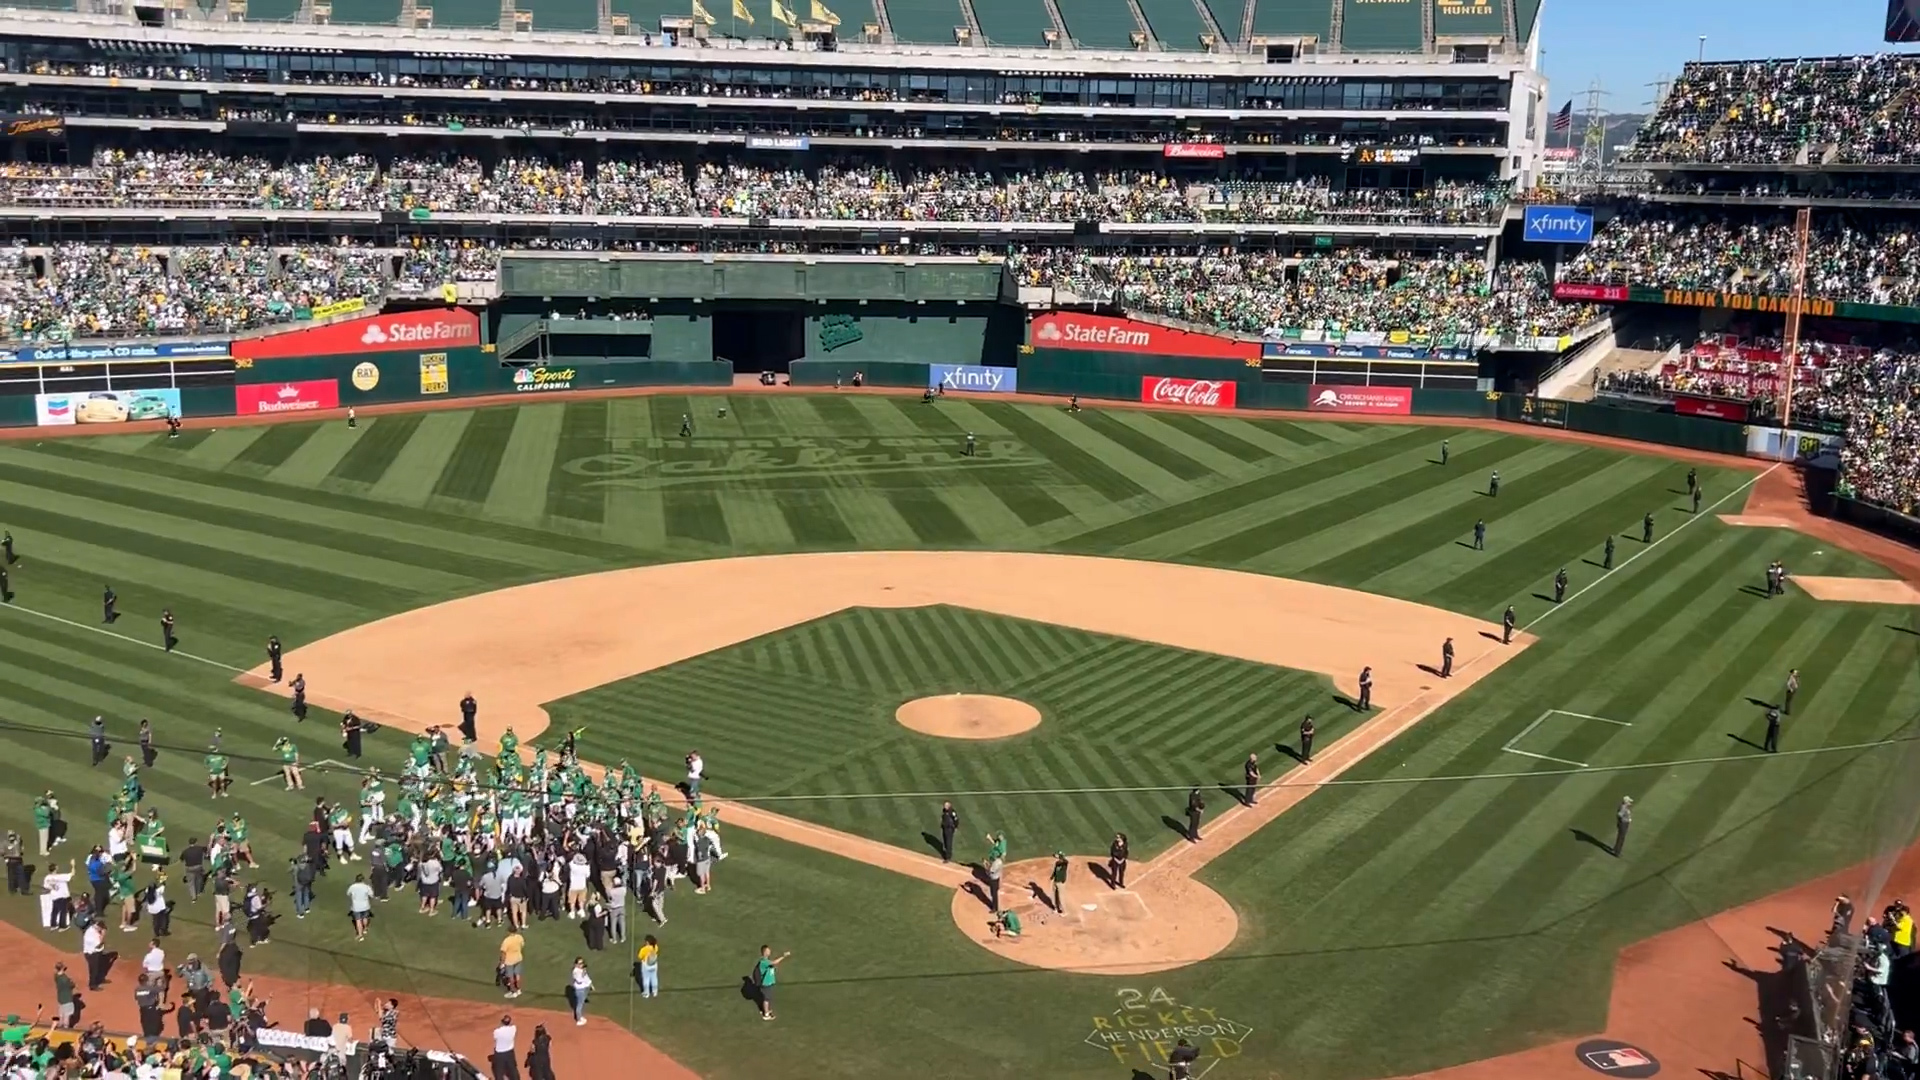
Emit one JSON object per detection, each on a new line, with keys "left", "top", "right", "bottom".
{"left": 236, "top": 309, "right": 480, "bottom": 361}
{"left": 1031, "top": 312, "right": 1258, "bottom": 361}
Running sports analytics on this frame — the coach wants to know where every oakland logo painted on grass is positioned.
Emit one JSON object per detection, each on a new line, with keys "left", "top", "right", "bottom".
{"left": 562, "top": 436, "right": 1043, "bottom": 488}
{"left": 1084, "top": 987, "right": 1253, "bottom": 1076}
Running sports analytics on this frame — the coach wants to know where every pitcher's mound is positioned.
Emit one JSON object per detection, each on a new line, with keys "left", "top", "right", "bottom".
{"left": 896, "top": 694, "right": 1041, "bottom": 739}
{"left": 1792, "top": 576, "right": 1920, "bottom": 604}
{"left": 952, "top": 857, "right": 1238, "bottom": 975}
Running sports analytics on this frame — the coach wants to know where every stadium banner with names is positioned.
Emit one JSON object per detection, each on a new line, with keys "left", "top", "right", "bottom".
{"left": 309, "top": 297, "right": 369, "bottom": 321}
{"left": 11, "top": 340, "right": 231, "bottom": 363}
{"left": 1554, "top": 281, "right": 1920, "bottom": 324}
{"left": 1515, "top": 396, "right": 1567, "bottom": 428}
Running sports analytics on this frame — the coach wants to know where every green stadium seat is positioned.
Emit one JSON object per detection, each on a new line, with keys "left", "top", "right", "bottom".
{"left": 428, "top": 0, "right": 502, "bottom": 27}
{"left": 1338, "top": 0, "right": 1418, "bottom": 50}
{"left": 1252, "top": 0, "right": 1331, "bottom": 39}
{"left": 1135, "top": 0, "right": 1208, "bottom": 49}
{"left": 327, "top": 0, "right": 401, "bottom": 22}
{"left": 528, "top": 0, "right": 601, "bottom": 30}
{"left": 885, "top": 0, "right": 964, "bottom": 43}
{"left": 243, "top": 0, "right": 305, "bottom": 20}
{"left": 970, "top": 0, "right": 1053, "bottom": 45}
{"left": 1514, "top": 0, "right": 1539, "bottom": 41}
{"left": 1054, "top": 0, "right": 1137, "bottom": 47}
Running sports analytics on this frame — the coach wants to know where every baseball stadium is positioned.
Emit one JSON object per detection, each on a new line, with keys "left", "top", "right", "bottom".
{"left": 0, "top": 1, "right": 1917, "bottom": 1079}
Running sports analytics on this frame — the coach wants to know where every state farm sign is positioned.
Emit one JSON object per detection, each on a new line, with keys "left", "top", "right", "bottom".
{"left": 238, "top": 308, "right": 480, "bottom": 361}
{"left": 1030, "top": 311, "right": 1258, "bottom": 360}
{"left": 1142, "top": 377, "right": 1237, "bottom": 410}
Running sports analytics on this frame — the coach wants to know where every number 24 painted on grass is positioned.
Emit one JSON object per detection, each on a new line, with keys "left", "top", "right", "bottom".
{"left": 1116, "top": 987, "right": 1177, "bottom": 1011}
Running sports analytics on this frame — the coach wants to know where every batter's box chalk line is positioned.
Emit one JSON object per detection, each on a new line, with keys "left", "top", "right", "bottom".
{"left": 1501, "top": 709, "right": 1634, "bottom": 769}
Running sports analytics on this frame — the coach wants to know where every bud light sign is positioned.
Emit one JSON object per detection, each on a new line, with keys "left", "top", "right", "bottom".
{"left": 1141, "top": 377, "right": 1237, "bottom": 410}
{"left": 1522, "top": 206, "right": 1594, "bottom": 244}
{"left": 929, "top": 364, "right": 1018, "bottom": 393}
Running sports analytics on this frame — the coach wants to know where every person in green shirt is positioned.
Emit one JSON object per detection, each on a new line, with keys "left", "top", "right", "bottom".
{"left": 753, "top": 945, "right": 790, "bottom": 1021}
{"left": 228, "top": 813, "right": 255, "bottom": 868}
{"left": 205, "top": 748, "right": 230, "bottom": 799}
{"left": 990, "top": 909, "right": 1022, "bottom": 939}
{"left": 112, "top": 865, "right": 138, "bottom": 930}
{"left": 275, "top": 737, "right": 304, "bottom": 791}
{"left": 499, "top": 726, "right": 519, "bottom": 760}
{"left": 32, "top": 795, "right": 54, "bottom": 856}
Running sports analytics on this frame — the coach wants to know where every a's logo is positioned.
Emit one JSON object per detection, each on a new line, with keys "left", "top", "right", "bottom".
{"left": 818, "top": 314, "right": 863, "bottom": 352}
{"left": 1036, "top": 321, "right": 1062, "bottom": 342}
{"left": 350, "top": 362, "right": 380, "bottom": 392}
{"left": 361, "top": 323, "right": 388, "bottom": 346}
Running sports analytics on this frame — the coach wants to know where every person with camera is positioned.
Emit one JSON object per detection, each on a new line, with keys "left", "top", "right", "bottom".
{"left": 490, "top": 1015, "right": 522, "bottom": 1080}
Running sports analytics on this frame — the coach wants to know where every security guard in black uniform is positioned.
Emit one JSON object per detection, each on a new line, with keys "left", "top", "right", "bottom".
{"left": 1488, "top": 470, "right": 1500, "bottom": 497}
{"left": 0, "top": 564, "right": 11, "bottom": 604}
{"left": 1553, "top": 567, "right": 1569, "bottom": 603}
{"left": 1298, "top": 715, "right": 1315, "bottom": 763}
{"left": 102, "top": 586, "right": 118, "bottom": 624}
{"left": 1440, "top": 637, "right": 1454, "bottom": 678}
{"left": 938, "top": 802, "right": 959, "bottom": 864}
{"left": 1686, "top": 467, "right": 1697, "bottom": 494}
{"left": 290, "top": 674, "right": 309, "bottom": 722}
{"left": 138, "top": 718, "right": 156, "bottom": 768}
{"left": 1603, "top": 534, "right": 1615, "bottom": 570}
{"left": 1763, "top": 706, "right": 1782, "bottom": 753}
{"left": 160, "top": 609, "right": 177, "bottom": 652}
{"left": 1356, "top": 666, "right": 1374, "bottom": 710}
{"left": 267, "top": 636, "right": 284, "bottom": 683}
{"left": 459, "top": 692, "right": 479, "bottom": 743}
{"left": 1643, "top": 512, "right": 1655, "bottom": 544}
{"left": 89, "top": 715, "right": 108, "bottom": 766}
{"left": 1184, "top": 787, "right": 1206, "bottom": 842}
{"left": 1472, "top": 519, "right": 1486, "bottom": 550}
{"left": 1502, "top": 605, "right": 1516, "bottom": 644}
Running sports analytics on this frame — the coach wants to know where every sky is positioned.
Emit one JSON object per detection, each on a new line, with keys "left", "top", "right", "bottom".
{"left": 1540, "top": 0, "right": 1919, "bottom": 114}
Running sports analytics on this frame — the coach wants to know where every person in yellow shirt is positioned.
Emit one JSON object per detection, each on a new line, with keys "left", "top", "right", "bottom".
{"left": 635, "top": 935, "right": 660, "bottom": 998}
{"left": 499, "top": 928, "right": 526, "bottom": 1000}
{"left": 1893, "top": 902, "right": 1914, "bottom": 958}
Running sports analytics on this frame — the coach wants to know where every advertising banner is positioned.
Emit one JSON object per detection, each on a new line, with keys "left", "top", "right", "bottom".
{"left": 1032, "top": 311, "right": 1257, "bottom": 360}
{"left": 511, "top": 366, "right": 578, "bottom": 393}
{"left": 1141, "top": 376, "right": 1237, "bottom": 410}
{"left": 238, "top": 309, "right": 480, "bottom": 361}
{"left": 928, "top": 364, "right": 1017, "bottom": 393}
{"left": 310, "top": 297, "right": 369, "bottom": 321}
{"left": 746, "top": 135, "right": 810, "bottom": 151}
{"left": 34, "top": 388, "right": 181, "bottom": 427}
{"left": 1163, "top": 143, "right": 1226, "bottom": 159}
{"left": 1552, "top": 282, "right": 1630, "bottom": 303}
{"left": 19, "top": 340, "right": 230, "bottom": 363}
{"left": 1308, "top": 385, "right": 1413, "bottom": 415}
{"left": 1672, "top": 393, "right": 1751, "bottom": 422}
{"left": 1515, "top": 396, "right": 1567, "bottom": 428}
{"left": 1522, "top": 206, "right": 1595, "bottom": 244}
{"left": 419, "top": 352, "right": 450, "bottom": 395}
{"left": 235, "top": 379, "right": 340, "bottom": 415}
{"left": 3, "top": 116, "right": 63, "bottom": 138}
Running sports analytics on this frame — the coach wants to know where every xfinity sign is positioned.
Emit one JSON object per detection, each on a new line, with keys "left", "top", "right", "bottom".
{"left": 930, "top": 364, "right": 1018, "bottom": 393}
{"left": 1523, "top": 206, "right": 1594, "bottom": 244}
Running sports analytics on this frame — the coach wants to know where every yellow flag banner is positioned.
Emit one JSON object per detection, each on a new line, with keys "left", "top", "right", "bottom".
{"left": 691, "top": 0, "right": 716, "bottom": 24}
{"left": 732, "top": 0, "right": 754, "bottom": 23}
{"left": 809, "top": 0, "right": 839, "bottom": 24}
{"left": 771, "top": 0, "right": 795, "bottom": 24}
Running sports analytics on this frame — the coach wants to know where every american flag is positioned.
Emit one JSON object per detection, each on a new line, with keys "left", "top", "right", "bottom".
{"left": 1552, "top": 100, "right": 1574, "bottom": 132}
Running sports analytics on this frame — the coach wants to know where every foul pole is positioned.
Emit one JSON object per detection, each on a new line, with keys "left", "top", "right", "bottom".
{"left": 1778, "top": 206, "right": 1812, "bottom": 433}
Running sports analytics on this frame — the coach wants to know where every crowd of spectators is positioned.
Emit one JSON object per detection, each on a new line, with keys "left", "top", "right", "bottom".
{"left": 0, "top": 1019, "right": 323, "bottom": 1079}
{"left": 0, "top": 150, "right": 1514, "bottom": 225}
{"left": 1010, "top": 249, "right": 1599, "bottom": 338}
{"left": 0, "top": 242, "right": 392, "bottom": 343}
{"left": 1561, "top": 205, "right": 1920, "bottom": 308}
{"left": 1820, "top": 348, "right": 1920, "bottom": 513}
{"left": 1625, "top": 54, "right": 1920, "bottom": 165}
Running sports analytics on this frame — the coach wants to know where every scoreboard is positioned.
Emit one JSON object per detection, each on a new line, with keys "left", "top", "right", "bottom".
{"left": 1890, "top": 0, "right": 1919, "bottom": 42}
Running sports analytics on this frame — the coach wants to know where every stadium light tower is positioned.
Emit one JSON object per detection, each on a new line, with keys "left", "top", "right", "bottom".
{"left": 1697, "top": 35, "right": 1706, "bottom": 62}
{"left": 1577, "top": 80, "right": 1611, "bottom": 181}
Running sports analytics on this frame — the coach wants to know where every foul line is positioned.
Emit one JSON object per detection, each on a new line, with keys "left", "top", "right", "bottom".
{"left": 249, "top": 758, "right": 351, "bottom": 785}
{"left": 0, "top": 602, "right": 248, "bottom": 674}
{"left": 1501, "top": 709, "right": 1634, "bottom": 769}
{"left": 1523, "top": 462, "right": 1780, "bottom": 632}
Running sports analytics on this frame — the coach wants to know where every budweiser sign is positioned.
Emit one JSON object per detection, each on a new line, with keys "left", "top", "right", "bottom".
{"left": 1142, "top": 377, "right": 1237, "bottom": 410}
{"left": 1163, "top": 143, "right": 1227, "bottom": 159}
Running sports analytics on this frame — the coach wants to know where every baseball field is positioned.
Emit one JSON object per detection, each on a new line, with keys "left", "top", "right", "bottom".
{"left": 0, "top": 390, "right": 1915, "bottom": 1080}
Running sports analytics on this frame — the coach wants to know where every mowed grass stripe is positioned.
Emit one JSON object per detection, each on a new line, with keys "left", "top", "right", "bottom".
{"left": 1060, "top": 426, "right": 1433, "bottom": 551}
{"left": 662, "top": 489, "right": 732, "bottom": 547}
{"left": 179, "top": 427, "right": 269, "bottom": 470}
{"left": 990, "top": 407, "right": 1147, "bottom": 503}
{"left": 1023, "top": 407, "right": 1192, "bottom": 497}
{"left": 482, "top": 403, "right": 565, "bottom": 524}
{"left": 431, "top": 406, "right": 519, "bottom": 503}
{"left": 879, "top": 488, "right": 979, "bottom": 546}
{"left": 882, "top": 397, "right": 1074, "bottom": 527}
{"left": 1154, "top": 412, "right": 1277, "bottom": 465}
{"left": 0, "top": 453, "right": 542, "bottom": 580}
{"left": 602, "top": 397, "right": 667, "bottom": 551}
{"left": 1104, "top": 410, "right": 1255, "bottom": 477}
{"left": 265, "top": 420, "right": 361, "bottom": 488}
{"left": 326, "top": 414, "right": 425, "bottom": 487}
{"left": 228, "top": 423, "right": 319, "bottom": 473}
{"left": 370, "top": 410, "right": 473, "bottom": 505}
{"left": 544, "top": 400, "right": 609, "bottom": 524}
{"left": 0, "top": 475, "right": 474, "bottom": 595}
{"left": 772, "top": 490, "right": 857, "bottom": 548}
{"left": 1184, "top": 434, "right": 1529, "bottom": 565}
{"left": 715, "top": 490, "right": 797, "bottom": 551}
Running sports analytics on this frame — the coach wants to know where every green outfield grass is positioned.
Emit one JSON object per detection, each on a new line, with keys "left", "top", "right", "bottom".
{"left": 0, "top": 394, "right": 1913, "bottom": 1080}
{"left": 548, "top": 604, "right": 1361, "bottom": 861}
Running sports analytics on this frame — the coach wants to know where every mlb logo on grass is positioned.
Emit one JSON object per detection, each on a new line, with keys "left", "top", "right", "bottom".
{"left": 930, "top": 364, "right": 1018, "bottom": 393}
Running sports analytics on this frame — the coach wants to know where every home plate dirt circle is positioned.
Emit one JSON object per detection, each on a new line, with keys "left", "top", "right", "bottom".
{"left": 951, "top": 857, "right": 1239, "bottom": 975}
{"left": 896, "top": 694, "right": 1042, "bottom": 739}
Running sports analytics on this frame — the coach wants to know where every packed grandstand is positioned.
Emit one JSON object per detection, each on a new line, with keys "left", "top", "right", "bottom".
{"left": 0, "top": 12, "right": 1912, "bottom": 525}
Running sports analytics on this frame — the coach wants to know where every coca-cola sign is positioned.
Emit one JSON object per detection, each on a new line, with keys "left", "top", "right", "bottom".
{"left": 1141, "top": 377, "right": 1238, "bottom": 410}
